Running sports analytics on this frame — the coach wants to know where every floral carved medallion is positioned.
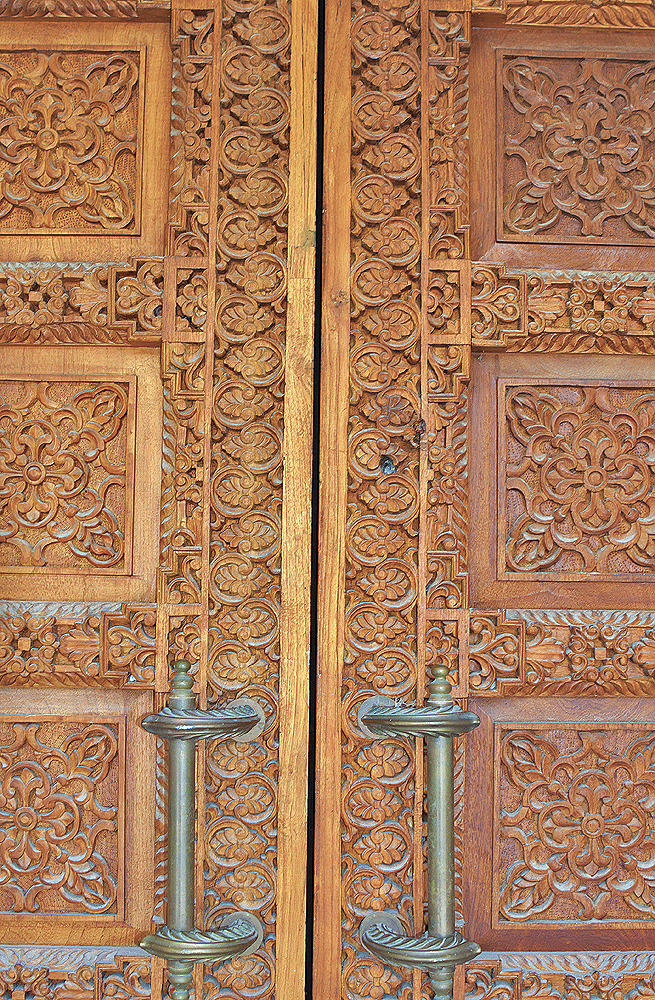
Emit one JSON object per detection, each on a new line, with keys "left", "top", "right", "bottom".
{"left": 501, "top": 383, "right": 655, "bottom": 577}
{"left": 500, "top": 55, "right": 655, "bottom": 244}
{"left": 496, "top": 727, "right": 655, "bottom": 923}
{"left": 0, "top": 378, "right": 133, "bottom": 571}
{"left": 0, "top": 718, "right": 122, "bottom": 915}
{"left": 0, "top": 50, "right": 142, "bottom": 232}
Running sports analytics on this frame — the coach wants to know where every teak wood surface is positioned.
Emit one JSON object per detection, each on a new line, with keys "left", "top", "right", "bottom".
{"left": 317, "top": 0, "right": 655, "bottom": 998}
{"left": 0, "top": 3, "right": 314, "bottom": 1000}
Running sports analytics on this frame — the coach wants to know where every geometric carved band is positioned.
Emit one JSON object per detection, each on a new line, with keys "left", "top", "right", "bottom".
{"left": 0, "top": 261, "right": 166, "bottom": 344}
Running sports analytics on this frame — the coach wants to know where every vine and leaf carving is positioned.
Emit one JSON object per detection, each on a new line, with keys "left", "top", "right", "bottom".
{"left": 0, "top": 380, "right": 130, "bottom": 570}
{"left": 0, "top": 720, "right": 120, "bottom": 915}
{"left": 497, "top": 728, "right": 655, "bottom": 923}
{"left": 502, "top": 56, "right": 655, "bottom": 243}
{"left": 0, "top": 51, "right": 140, "bottom": 232}
{"left": 465, "top": 962, "right": 655, "bottom": 1000}
{"left": 206, "top": 0, "right": 289, "bottom": 990}
{"left": 503, "top": 384, "right": 655, "bottom": 575}
{"left": 0, "top": 957, "right": 150, "bottom": 1000}
{"left": 343, "top": 0, "right": 423, "bottom": 996}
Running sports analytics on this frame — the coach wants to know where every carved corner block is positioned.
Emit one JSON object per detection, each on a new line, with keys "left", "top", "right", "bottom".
{"left": 469, "top": 611, "right": 524, "bottom": 694}
{"left": 471, "top": 265, "right": 525, "bottom": 348}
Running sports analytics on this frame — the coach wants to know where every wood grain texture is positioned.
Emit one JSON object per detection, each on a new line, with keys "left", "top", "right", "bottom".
{"left": 277, "top": 0, "right": 316, "bottom": 993}
{"left": 314, "top": 0, "right": 351, "bottom": 994}
{"left": 0, "top": 0, "right": 312, "bottom": 994}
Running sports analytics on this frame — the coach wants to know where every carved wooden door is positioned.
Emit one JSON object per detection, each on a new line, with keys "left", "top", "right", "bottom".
{"left": 318, "top": 0, "right": 655, "bottom": 998}
{"left": 0, "top": 4, "right": 313, "bottom": 1000}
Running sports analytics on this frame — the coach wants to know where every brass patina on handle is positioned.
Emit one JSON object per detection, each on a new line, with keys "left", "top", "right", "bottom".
{"left": 140, "top": 660, "right": 265, "bottom": 999}
{"left": 359, "top": 662, "right": 481, "bottom": 999}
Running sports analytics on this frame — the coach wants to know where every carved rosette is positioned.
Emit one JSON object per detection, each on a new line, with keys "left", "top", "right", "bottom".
{"left": 0, "top": 51, "right": 140, "bottom": 233}
{"left": 0, "top": 718, "right": 122, "bottom": 915}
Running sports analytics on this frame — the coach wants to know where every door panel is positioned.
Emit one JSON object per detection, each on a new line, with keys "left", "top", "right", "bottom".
{"left": 319, "top": 0, "right": 655, "bottom": 997}
{"left": 0, "top": 2, "right": 313, "bottom": 999}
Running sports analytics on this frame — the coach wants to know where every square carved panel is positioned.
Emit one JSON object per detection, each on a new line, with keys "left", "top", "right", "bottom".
{"left": 0, "top": 686, "right": 154, "bottom": 945}
{"left": 0, "top": 22, "right": 170, "bottom": 261}
{"left": 493, "top": 723, "right": 655, "bottom": 927}
{"left": 465, "top": 698, "right": 655, "bottom": 951}
{"left": 470, "top": 353, "right": 655, "bottom": 608}
{"left": 0, "top": 347, "right": 160, "bottom": 603}
{"left": 499, "top": 381, "right": 655, "bottom": 579}
{"left": 0, "top": 377, "right": 135, "bottom": 574}
{"left": 499, "top": 52, "right": 655, "bottom": 246}
{"left": 0, "top": 49, "right": 143, "bottom": 235}
{"left": 0, "top": 715, "right": 124, "bottom": 917}
{"left": 470, "top": 28, "right": 655, "bottom": 270}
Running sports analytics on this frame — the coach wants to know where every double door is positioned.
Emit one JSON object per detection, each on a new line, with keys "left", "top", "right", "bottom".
{"left": 1, "top": 0, "right": 654, "bottom": 997}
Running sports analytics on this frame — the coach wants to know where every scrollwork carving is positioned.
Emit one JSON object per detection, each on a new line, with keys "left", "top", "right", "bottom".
{"left": 502, "top": 383, "right": 655, "bottom": 576}
{"left": 207, "top": 0, "right": 287, "bottom": 990}
{"left": 0, "top": 718, "right": 121, "bottom": 915}
{"left": 0, "top": 379, "right": 131, "bottom": 571}
{"left": 0, "top": 51, "right": 140, "bottom": 233}
{"left": 168, "top": 9, "right": 214, "bottom": 258}
{"left": 158, "top": 343, "right": 204, "bottom": 605}
{"left": 497, "top": 727, "right": 655, "bottom": 923}
{"left": 345, "top": 0, "right": 422, "bottom": 993}
{"left": 501, "top": 55, "right": 655, "bottom": 244}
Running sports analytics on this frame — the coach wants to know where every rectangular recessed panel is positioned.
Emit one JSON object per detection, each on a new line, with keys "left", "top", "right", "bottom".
{"left": 0, "top": 715, "right": 124, "bottom": 918}
{"left": 493, "top": 722, "right": 655, "bottom": 927}
{"left": 0, "top": 376, "right": 135, "bottom": 574}
{"left": 498, "top": 51, "right": 655, "bottom": 246}
{"left": 499, "top": 379, "right": 655, "bottom": 579}
{"left": 0, "top": 48, "right": 143, "bottom": 235}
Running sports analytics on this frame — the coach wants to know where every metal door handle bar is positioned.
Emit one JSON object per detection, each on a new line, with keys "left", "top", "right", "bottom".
{"left": 358, "top": 661, "right": 481, "bottom": 999}
{"left": 140, "top": 660, "right": 265, "bottom": 1000}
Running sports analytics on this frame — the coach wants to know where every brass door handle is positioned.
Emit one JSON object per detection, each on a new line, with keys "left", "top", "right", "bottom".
{"left": 359, "top": 661, "right": 481, "bottom": 999}
{"left": 140, "top": 660, "right": 265, "bottom": 999}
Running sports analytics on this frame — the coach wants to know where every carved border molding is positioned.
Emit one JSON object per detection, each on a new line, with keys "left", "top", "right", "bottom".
{"left": 466, "top": 952, "right": 655, "bottom": 1000}
{"left": 463, "top": 0, "right": 655, "bottom": 27}
{"left": 469, "top": 608, "right": 655, "bottom": 696}
{"left": 0, "top": 600, "right": 157, "bottom": 687}
{"left": 0, "top": 0, "right": 169, "bottom": 17}
{"left": 470, "top": 266, "right": 655, "bottom": 354}
{"left": 0, "top": 261, "right": 164, "bottom": 344}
